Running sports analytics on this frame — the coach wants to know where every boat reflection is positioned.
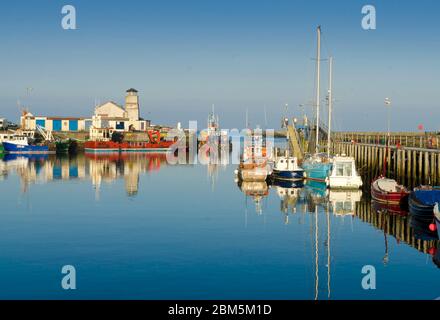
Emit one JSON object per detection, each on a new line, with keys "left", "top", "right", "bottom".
{"left": 358, "top": 200, "right": 439, "bottom": 257}
{"left": 329, "top": 190, "right": 362, "bottom": 217}
{"left": 237, "top": 180, "right": 269, "bottom": 215}
{"left": 0, "top": 153, "right": 172, "bottom": 196}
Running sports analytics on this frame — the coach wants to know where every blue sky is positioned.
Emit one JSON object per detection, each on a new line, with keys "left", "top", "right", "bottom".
{"left": 0, "top": 0, "right": 439, "bottom": 131}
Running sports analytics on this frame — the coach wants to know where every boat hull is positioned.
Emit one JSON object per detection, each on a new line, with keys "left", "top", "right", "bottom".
{"left": 239, "top": 168, "right": 268, "bottom": 182}
{"left": 302, "top": 162, "right": 332, "bottom": 183}
{"left": 408, "top": 190, "right": 440, "bottom": 221}
{"left": 2, "top": 142, "right": 51, "bottom": 154}
{"left": 272, "top": 169, "right": 304, "bottom": 181}
{"left": 329, "top": 176, "right": 363, "bottom": 189}
{"left": 84, "top": 141, "right": 174, "bottom": 153}
{"left": 56, "top": 141, "right": 70, "bottom": 154}
{"left": 370, "top": 178, "right": 409, "bottom": 210}
{"left": 269, "top": 178, "right": 304, "bottom": 189}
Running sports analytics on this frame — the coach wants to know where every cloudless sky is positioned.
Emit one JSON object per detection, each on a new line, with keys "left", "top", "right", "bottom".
{"left": 0, "top": 0, "right": 439, "bottom": 131}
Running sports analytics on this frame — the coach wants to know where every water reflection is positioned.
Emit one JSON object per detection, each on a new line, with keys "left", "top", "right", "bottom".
{"left": 0, "top": 153, "right": 171, "bottom": 196}
{"left": 1, "top": 154, "right": 440, "bottom": 299}
{"left": 234, "top": 174, "right": 440, "bottom": 293}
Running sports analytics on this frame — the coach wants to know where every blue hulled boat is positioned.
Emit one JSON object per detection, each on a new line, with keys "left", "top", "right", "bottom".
{"left": 302, "top": 154, "right": 333, "bottom": 184}
{"left": 2, "top": 136, "right": 50, "bottom": 154}
{"left": 408, "top": 188, "right": 440, "bottom": 221}
{"left": 271, "top": 152, "right": 304, "bottom": 181}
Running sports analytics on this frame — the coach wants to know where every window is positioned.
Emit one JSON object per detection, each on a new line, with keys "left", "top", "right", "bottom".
{"left": 335, "top": 162, "right": 353, "bottom": 177}
{"left": 116, "top": 121, "right": 125, "bottom": 130}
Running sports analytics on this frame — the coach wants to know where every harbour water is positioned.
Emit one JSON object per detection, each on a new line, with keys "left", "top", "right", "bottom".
{"left": 0, "top": 150, "right": 439, "bottom": 300}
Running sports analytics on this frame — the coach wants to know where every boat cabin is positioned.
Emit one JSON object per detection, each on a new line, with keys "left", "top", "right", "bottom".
{"left": 329, "top": 156, "right": 363, "bottom": 189}
{"left": 274, "top": 156, "right": 301, "bottom": 171}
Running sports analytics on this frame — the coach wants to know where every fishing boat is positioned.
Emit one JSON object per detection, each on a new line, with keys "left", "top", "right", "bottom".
{"left": 236, "top": 160, "right": 270, "bottom": 182}
{"left": 328, "top": 156, "right": 362, "bottom": 189}
{"left": 85, "top": 130, "right": 174, "bottom": 153}
{"left": 55, "top": 140, "right": 71, "bottom": 154}
{"left": 2, "top": 135, "right": 51, "bottom": 154}
{"left": 408, "top": 187, "right": 440, "bottom": 221}
{"left": 235, "top": 130, "right": 271, "bottom": 182}
{"left": 271, "top": 149, "right": 304, "bottom": 181}
{"left": 371, "top": 176, "right": 409, "bottom": 212}
{"left": 302, "top": 154, "right": 332, "bottom": 183}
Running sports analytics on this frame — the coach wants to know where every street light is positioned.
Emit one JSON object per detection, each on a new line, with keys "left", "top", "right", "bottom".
{"left": 384, "top": 97, "right": 392, "bottom": 141}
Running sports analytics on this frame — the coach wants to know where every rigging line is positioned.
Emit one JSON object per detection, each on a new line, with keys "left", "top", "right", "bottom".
{"left": 320, "top": 29, "right": 333, "bottom": 59}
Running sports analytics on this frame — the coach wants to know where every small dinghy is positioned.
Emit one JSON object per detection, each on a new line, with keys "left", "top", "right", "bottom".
{"left": 408, "top": 187, "right": 440, "bottom": 222}
{"left": 371, "top": 176, "right": 409, "bottom": 212}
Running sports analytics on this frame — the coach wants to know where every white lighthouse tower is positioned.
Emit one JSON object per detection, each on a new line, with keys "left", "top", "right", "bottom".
{"left": 125, "top": 88, "right": 140, "bottom": 121}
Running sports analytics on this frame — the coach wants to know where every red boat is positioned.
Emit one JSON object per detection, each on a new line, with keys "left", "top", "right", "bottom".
{"left": 371, "top": 176, "right": 409, "bottom": 213}
{"left": 85, "top": 130, "right": 175, "bottom": 153}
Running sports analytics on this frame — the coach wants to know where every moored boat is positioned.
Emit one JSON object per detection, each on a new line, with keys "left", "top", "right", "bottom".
{"left": 328, "top": 156, "right": 362, "bottom": 189}
{"left": 55, "top": 140, "right": 71, "bottom": 154}
{"left": 302, "top": 154, "right": 332, "bottom": 184}
{"left": 271, "top": 150, "right": 304, "bottom": 181}
{"left": 408, "top": 187, "right": 440, "bottom": 222}
{"left": 85, "top": 130, "right": 174, "bottom": 153}
{"left": 2, "top": 136, "right": 52, "bottom": 154}
{"left": 371, "top": 176, "right": 409, "bottom": 212}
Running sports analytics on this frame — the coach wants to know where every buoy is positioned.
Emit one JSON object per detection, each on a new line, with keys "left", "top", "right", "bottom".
{"left": 428, "top": 247, "right": 437, "bottom": 256}
{"left": 429, "top": 223, "right": 437, "bottom": 232}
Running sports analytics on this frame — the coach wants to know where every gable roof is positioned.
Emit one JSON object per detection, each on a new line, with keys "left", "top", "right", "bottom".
{"left": 95, "top": 101, "right": 125, "bottom": 112}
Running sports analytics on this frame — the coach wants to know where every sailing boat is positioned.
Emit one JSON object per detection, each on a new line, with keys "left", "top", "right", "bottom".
{"left": 302, "top": 26, "right": 333, "bottom": 184}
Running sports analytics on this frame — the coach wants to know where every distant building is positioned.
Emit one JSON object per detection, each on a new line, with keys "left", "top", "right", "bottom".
{"left": 20, "top": 113, "right": 92, "bottom": 132}
{"left": 20, "top": 88, "right": 151, "bottom": 134}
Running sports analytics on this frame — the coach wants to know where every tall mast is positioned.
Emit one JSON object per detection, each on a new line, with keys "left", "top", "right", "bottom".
{"left": 315, "top": 26, "right": 321, "bottom": 154}
{"left": 327, "top": 56, "right": 333, "bottom": 157}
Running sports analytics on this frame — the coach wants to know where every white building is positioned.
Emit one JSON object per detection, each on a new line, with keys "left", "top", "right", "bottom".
{"left": 20, "top": 88, "right": 150, "bottom": 135}
{"left": 89, "top": 88, "right": 150, "bottom": 140}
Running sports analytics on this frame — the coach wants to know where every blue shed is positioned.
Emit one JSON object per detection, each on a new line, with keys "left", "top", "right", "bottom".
{"left": 69, "top": 120, "right": 78, "bottom": 131}
{"left": 52, "top": 120, "right": 62, "bottom": 131}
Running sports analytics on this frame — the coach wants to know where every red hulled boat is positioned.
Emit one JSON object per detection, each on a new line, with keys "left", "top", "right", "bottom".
{"left": 85, "top": 130, "right": 175, "bottom": 153}
{"left": 371, "top": 176, "right": 409, "bottom": 213}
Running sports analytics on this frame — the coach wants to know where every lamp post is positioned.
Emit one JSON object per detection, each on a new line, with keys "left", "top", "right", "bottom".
{"left": 385, "top": 97, "right": 391, "bottom": 144}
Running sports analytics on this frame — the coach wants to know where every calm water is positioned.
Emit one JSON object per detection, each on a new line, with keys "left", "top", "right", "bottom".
{"left": 0, "top": 151, "right": 439, "bottom": 300}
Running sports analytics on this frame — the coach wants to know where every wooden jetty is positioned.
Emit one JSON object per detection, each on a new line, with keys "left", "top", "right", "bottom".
{"left": 329, "top": 131, "right": 440, "bottom": 187}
